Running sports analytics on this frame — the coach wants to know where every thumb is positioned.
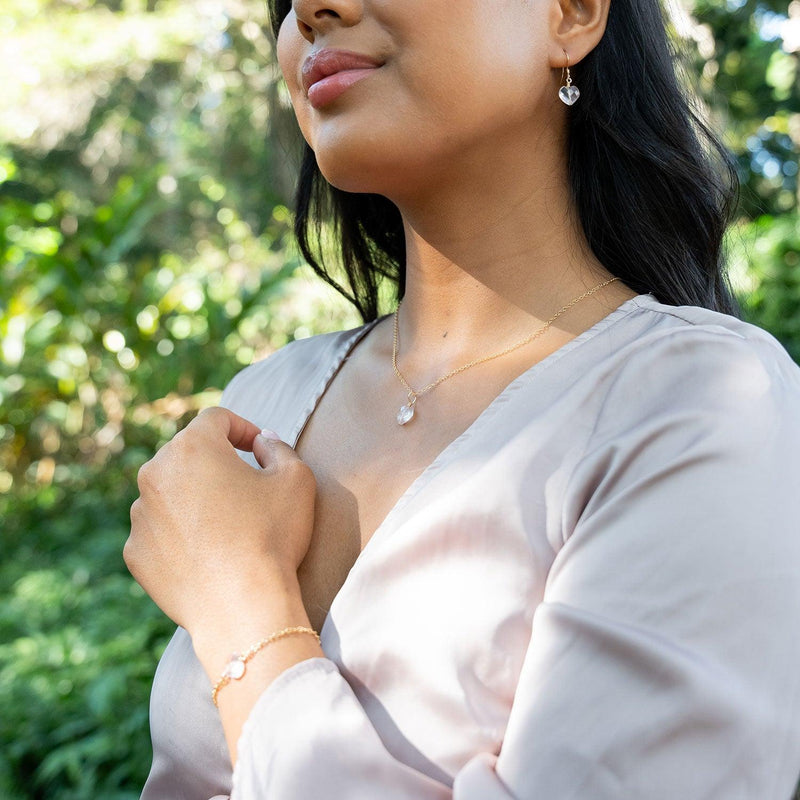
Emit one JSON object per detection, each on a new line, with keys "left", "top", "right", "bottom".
{"left": 252, "top": 429, "right": 298, "bottom": 471}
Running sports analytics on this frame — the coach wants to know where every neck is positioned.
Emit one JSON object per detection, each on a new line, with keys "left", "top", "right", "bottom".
{"left": 387, "top": 147, "right": 619, "bottom": 366}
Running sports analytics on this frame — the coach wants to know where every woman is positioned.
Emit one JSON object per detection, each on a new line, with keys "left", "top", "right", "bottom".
{"left": 125, "top": 0, "right": 800, "bottom": 797}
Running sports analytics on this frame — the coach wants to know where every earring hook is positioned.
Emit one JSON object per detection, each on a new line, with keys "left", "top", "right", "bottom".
{"left": 558, "top": 49, "right": 580, "bottom": 105}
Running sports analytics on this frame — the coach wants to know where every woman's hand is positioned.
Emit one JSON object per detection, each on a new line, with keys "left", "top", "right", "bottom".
{"left": 124, "top": 407, "right": 317, "bottom": 637}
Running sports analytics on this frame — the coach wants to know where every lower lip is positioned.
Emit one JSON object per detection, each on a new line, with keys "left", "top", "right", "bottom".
{"left": 307, "top": 68, "right": 378, "bottom": 110}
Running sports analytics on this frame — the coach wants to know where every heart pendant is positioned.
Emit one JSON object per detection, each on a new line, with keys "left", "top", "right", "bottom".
{"left": 397, "top": 403, "right": 415, "bottom": 426}
{"left": 559, "top": 85, "right": 580, "bottom": 106}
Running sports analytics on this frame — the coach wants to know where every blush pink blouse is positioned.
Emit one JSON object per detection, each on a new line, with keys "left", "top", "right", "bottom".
{"left": 141, "top": 294, "right": 800, "bottom": 799}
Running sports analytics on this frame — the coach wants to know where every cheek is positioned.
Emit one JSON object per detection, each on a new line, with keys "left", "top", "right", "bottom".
{"left": 397, "top": 7, "right": 546, "bottom": 129}
{"left": 276, "top": 16, "right": 314, "bottom": 143}
{"left": 275, "top": 13, "right": 295, "bottom": 77}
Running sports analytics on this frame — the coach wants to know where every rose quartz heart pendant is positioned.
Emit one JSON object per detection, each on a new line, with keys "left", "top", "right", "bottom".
{"left": 559, "top": 85, "right": 580, "bottom": 106}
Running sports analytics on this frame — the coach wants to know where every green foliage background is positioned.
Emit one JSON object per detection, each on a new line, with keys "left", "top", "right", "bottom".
{"left": 0, "top": 0, "right": 798, "bottom": 797}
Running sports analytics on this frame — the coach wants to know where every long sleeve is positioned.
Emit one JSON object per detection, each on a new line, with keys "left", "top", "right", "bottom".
{"left": 230, "top": 325, "right": 800, "bottom": 799}
{"left": 453, "top": 330, "right": 800, "bottom": 799}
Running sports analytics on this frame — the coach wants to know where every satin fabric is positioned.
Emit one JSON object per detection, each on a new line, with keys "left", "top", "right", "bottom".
{"left": 141, "top": 294, "right": 800, "bottom": 799}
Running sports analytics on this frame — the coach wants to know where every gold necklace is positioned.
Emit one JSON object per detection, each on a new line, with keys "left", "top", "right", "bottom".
{"left": 392, "top": 276, "right": 621, "bottom": 426}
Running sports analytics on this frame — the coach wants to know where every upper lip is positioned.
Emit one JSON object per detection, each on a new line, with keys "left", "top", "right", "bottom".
{"left": 301, "top": 48, "right": 383, "bottom": 94}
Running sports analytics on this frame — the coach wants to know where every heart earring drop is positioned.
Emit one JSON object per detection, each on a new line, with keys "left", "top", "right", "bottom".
{"left": 559, "top": 51, "right": 580, "bottom": 106}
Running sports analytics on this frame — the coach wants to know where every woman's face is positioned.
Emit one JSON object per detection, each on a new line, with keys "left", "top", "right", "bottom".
{"left": 276, "top": 0, "right": 558, "bottom": 197}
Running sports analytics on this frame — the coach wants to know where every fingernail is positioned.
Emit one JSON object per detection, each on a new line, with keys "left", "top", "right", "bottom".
{"left": 260, "top": 428, "right": 282, "bottom": 441}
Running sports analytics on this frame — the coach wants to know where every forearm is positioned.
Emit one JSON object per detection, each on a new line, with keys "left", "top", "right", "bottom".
{"left": 190, "top": 570, "right": 325, "bottom": 764}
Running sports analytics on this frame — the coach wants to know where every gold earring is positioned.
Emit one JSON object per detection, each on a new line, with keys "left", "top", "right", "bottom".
{"left": 559, "top": 51, "right": 580, "bottom": 106}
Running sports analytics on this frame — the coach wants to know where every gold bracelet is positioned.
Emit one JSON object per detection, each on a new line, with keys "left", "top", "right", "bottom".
{"left": 211, "top": 626, "right": 321, "bottom": 707}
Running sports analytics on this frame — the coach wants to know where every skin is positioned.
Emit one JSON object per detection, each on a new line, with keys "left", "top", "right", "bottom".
{"left": 125, "top": 0, "right": 635, "bottom": 766}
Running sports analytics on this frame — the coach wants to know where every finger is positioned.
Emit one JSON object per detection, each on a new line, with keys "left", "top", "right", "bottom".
{"left": 252, "top": 429, "right": 312, "bottom": 479}
{"left": 194, "top": 407, "right": 262, "bottom": 452}
{"left": 252, "top": 429, "right": 280, "bottom": 469}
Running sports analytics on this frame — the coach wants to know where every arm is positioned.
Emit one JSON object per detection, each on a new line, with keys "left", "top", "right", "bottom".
{"left": 458, "top": 331, "right": 800, "bottom": 797}
{"left": 125, "top": 410, "right": 326, "bottom": 764}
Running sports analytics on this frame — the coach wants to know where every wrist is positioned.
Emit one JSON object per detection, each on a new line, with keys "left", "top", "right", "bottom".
{"left": 210, "top": 625, "right": 321, "bottom": 707}
{"left": 188, "top": 567, "right": 312, "bottom": 674}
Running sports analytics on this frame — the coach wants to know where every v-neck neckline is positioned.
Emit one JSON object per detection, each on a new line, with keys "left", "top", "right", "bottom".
{"left": 291, "top": 293, "right": 653, "bottom": 641}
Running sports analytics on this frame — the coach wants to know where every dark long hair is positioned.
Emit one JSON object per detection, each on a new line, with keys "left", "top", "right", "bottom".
{"left": 267, "top": 0, "right": 740, "bottom": 322}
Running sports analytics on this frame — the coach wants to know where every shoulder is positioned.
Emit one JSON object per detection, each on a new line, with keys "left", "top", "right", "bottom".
{"left": 222, "top": 327, "right": 356, "bottom": 399}
{"left": 219, "top": 322, "right": 374, "bottom": 436}
{"left": 620, "top": 295, "right": 795, "bottom": 367}
{"left": 565, "top": 297, "right": 800, "bottom": 534}
{"left": 610, "top": 295, "right": 800, "bottom": 401}
{"left": 591, "top": 295, "right": 800, "bottom": 448}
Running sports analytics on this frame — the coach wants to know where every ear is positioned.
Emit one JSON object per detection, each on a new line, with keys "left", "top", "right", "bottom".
{"left": 547, "top": 0, "right": 611, "bottom": 68}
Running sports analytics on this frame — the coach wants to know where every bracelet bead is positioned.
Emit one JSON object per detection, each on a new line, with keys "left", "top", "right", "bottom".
{"left": 211, "top": 625, "right": 321, "bottom": 707}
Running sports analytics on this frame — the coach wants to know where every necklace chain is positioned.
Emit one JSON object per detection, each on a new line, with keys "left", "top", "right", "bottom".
{"left": 391, "top": 276, "right": 621, "bottom": 424}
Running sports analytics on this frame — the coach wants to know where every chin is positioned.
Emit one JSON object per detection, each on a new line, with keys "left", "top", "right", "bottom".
{"left": 316, "top": 158, "right": 372, "bottom": 194}
{"left": 314, "top": 148, "right": 397, "bottom": 196}
{"left": 313, "top": 138, "right": 441, "bottom": 200}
